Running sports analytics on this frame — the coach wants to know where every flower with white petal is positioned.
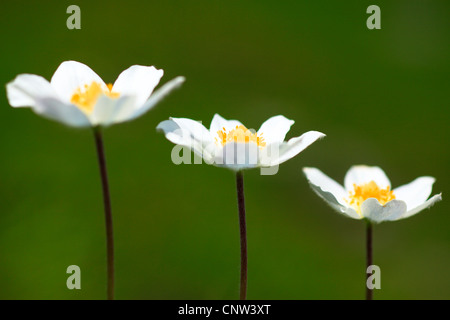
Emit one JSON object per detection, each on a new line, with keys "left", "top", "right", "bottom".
{"left": 158, "top": 114, "right": 324, "bottom": 299}
{"left": 6, "top": 60, "right": 185, "bottom": 127}
{"left": 303, "top": 165, "right": 442, "bottom": 223}
{"left": 157, "top": 114, "right": 325, "bottom": 173}
{"left": 5, "top": 60, "right": 184, "bottom": 299}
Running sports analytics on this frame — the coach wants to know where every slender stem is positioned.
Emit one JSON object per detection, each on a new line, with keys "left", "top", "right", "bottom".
{"left": 366, "top": 221, "right": 373, "bottom": 300}
{"left": 235, "top": 171, "right": 247, "bottom": 300}
{"left": 93, "top": 127, "right": 114, "bottom": 300}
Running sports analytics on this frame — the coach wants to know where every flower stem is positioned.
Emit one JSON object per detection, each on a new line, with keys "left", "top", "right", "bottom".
{"left": 93, "top": 127, "right": 114, "bottom": 300}
{"left": 366, "top": 221, "right": 373, "bottom": 300}
{"left": 235, "top": 171, "right": 247, "bottom": 300}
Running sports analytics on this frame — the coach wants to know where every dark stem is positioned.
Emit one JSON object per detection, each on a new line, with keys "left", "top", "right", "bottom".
{"left": 235, "top": 171, "right": 247, "bottom": 300}
{"left": 93, "top": 127, "right": 114, "bottom": 300}
{"left": 366, "top": 221, "right": 373, "bottom": 300}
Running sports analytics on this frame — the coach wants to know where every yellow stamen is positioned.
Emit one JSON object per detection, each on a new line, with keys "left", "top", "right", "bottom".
{"left": 346, "top": 180, "right": 396, "bottom": 215}
{"left": 215, "top": 125, "right": 266, "bottom": 148}
{"left": 70, "top": 81, "right": 120, "bottom": 114}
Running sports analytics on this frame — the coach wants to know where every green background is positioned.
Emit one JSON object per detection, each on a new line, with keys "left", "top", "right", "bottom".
{"left": 0, "top": 0, "right": 448, "bottom": 299}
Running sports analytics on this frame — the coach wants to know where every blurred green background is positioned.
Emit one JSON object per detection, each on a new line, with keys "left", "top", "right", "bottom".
{"left": 0, "top": 0, "right": 448, "bottom": 300}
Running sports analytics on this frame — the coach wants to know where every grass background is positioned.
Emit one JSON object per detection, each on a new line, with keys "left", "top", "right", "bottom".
{"left": 0, "top": 0, "right": 448, "bottom": 299}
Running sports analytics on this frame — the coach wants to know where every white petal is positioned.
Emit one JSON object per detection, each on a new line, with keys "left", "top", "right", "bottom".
{"left": 344, "top": 165, "right": 391, "bottom": 191}
{"left": 209, "top": 114, "right": 244, "bottom": 140}
{"left": 303, "top": 167, "right": 361, "bottom": 219}
{"left": 29, "top": 97, "right": 91, "bottom": 127}
{"left": 6, "top": 74, "right": 57, "bottom": 108}
{"left": 361, "top": 198, "right": 407, "bottom": 223}
{"left": 129, "top": 76, "right": 185, "bottom": 121}
{"left": 393, "top": 176, "right": 436, "bottom": 211}
{"left": 395, "top": 193, "right": 442, "bottom": 220}
{"left": 156, "top": 118, "right": 213, "bottom": 161}
{"left": 50, "top": 61, "right": 106, "bottom": 102}
{"left": 112, "top": 65, "right": 163, "bottom": 108}
{"left": 157, "top": 119, "right": 188, "bottom": 145}
{"left": 266, "top": 131, "right": 325, "bottom": 166}
{"left": 170, "top": 117, "right": 213, "bottom": 146}
{"left": 91, "top": 95, "right": 137, "bottom": 126}
{"left": 257, "top": 115, "right": 294, "bottom": 144}
{"left": 303, "top": 167, "right": 348, "bottom": 206}
{"left": 213, "top": 142, "right": 260, "bottom": 171}
{"left": 6, "top": 74, "right": 90, "bottom": 127}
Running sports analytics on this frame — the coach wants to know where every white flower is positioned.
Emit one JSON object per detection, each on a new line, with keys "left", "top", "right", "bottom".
{"left": 6, "top": 60, "right": 185, "bottom": 127}
{"left": 303, "top": 165, "right": 442, "bottom": 223}
{"left": 157, "top": 114, "right": 325, "bottom": 171}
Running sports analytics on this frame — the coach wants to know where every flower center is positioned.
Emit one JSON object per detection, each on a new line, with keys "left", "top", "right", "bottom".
{"left": 216, "top": 125, "right": 266, "bottom": 148}
{"left": 346, "top": 180, "right": 396, "bottom": 215}
{"left": 70, "top": 82, "right": 120, "bottom": 114}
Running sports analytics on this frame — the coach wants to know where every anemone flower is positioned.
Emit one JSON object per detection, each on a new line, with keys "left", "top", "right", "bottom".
{"left": 158, "top": 114, "right": 325, "bottom": 299}
{"left": 303, "top": 165, "right": 442, "bottom": 299}
{"left": 6, "top": 60, "right": 185, "bottom": 299}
